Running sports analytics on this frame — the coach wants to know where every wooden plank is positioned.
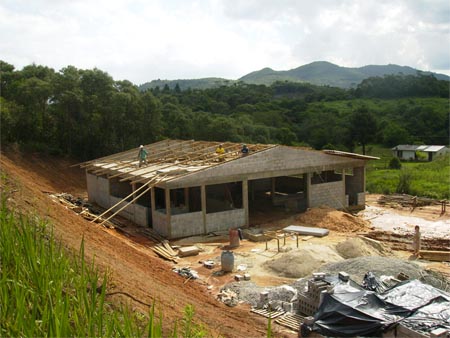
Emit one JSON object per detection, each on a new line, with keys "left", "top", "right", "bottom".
{"left": 419, "top": 250, "right": 450, "bottom": 262}
{"left": 275, "top": 313, "right": 304, "bottom": 331}
{"left": 251, "top": 308, "right": 285, "bottom": 319}
{"left": 162, "top": 240, "right": 177, "bottom": 256}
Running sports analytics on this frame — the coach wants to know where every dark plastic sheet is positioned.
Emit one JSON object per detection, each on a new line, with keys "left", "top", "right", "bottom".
{"left": 312, "top": 277, "right": 450, "bottom": 337}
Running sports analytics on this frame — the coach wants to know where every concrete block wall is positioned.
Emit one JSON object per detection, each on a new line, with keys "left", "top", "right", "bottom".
{"left": 171, "top": 211, "right": 203, "bottom": 238}
{"left": 206, "top": 209, "right": 245, "bottom": 233}
{"left": 152, "top": 211, "right": 168, "bottom": 237}
{"left": 86, "top": 172, "right": 98, "bottom": 203}
{"left": 310, "top": 181, "right": 345, "bottom": 209}
{"left": 134, "top": 204, "right": 150, "bottom": 226}
{"left": 173, "top": 147, "right": 362, "bottom": 188}
{"left": 97, "top": 176, "right": 111, "bottom": 209}
{"left": 110, "top": 196, "right": 134, "bottom": 220}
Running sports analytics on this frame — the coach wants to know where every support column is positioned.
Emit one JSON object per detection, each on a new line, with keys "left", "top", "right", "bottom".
{"left": 271, "top": 177, "right": 276, "bottom": 203}
{"left": 165, "top": 188, "right": 171, "bottom": 238}
{"left": 342, "top": 172, "right": 347, "bottom": 208}
{"left": 306, "top": 173, "right": 312, "bottom": 208}
{"left": 150, "top": 187, "right": 155, "bottom": 214}
{"left": 201, "top": 185, "right": 207, "bottom": 235}
{"left": 184, "top": 187, "right": 190, "bottom": 210}
{"left": 243, "top": 179, "right": 249, "bottom": 227}
{"left": 132, "top": 183, "right": 137, "bottom": 223}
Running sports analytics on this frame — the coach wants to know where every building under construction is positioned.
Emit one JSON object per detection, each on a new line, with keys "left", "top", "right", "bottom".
{"left": 81, "top": 139, "right": 377, "bottom": 239}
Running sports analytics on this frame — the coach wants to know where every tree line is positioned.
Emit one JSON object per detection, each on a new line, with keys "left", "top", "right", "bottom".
{"left": 1, "top": 60, "right": 448, "bottom": 160}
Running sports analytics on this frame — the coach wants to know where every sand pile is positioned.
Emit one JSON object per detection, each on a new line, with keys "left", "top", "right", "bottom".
{"left": 294, "top": 206, "right": 369, "bottom": 232}
{"left": 336, "top": 237, "right": 382, "bottom": 259}
{"left": 263, "top": 245, "right": 343, "bottom": 278}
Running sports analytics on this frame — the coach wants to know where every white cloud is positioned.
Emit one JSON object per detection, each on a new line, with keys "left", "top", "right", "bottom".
{"left": 0, "top": 0, "right": 449, "bottom": 83}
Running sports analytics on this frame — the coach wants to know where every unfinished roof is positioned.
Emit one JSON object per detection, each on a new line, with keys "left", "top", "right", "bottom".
{"left": 81, "top": 139, "right": 375, "bottom": 187}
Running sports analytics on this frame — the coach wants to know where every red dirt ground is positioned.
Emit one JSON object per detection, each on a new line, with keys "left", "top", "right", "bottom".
{"left": 0, "top": 150, "right": 295, "bottom": 338}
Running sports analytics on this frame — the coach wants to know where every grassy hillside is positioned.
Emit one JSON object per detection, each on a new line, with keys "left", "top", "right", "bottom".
{"left": 360, "top": 145, "right": 450, "bottom": 199}
{"left": 0, "top": 198, "right": 207, "bottom": 337}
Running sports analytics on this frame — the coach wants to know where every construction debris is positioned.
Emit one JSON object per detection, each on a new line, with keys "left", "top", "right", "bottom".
{"left": 217, "top": 288, "right": 239, "bottom": 307}
{"left": 151, "top": 242, "right": 178, "bottom": 262}
{"left": 172, "top": 267, "right": 198, "bottom": 280}
{"left": 49, "top": 193, "right": 116, "bottom": 228}
{"left": 377, "top": 194, "right": 449, "bottom": 213}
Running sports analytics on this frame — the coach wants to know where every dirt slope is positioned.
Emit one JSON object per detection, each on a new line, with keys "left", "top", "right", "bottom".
{"left": 0, "top": 151, "right": 282, "bottom": 338}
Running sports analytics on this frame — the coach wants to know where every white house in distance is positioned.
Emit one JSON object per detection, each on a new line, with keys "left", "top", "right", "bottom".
{"left": 392, "top": 145, "right": 449, "bottom": 161}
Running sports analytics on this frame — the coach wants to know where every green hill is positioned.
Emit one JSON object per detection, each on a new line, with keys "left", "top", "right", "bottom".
{"left": 139, "top": 77, "right": 236, "bottom": 91}
{"left": 239, "top": 61, "right": 449, "bottom": 88}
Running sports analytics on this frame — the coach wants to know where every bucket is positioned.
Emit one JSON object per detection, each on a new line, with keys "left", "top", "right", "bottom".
{"left": 229, "top": 229, "right": 240, "bottom": 247}
{"left": 221, "top": 250, "right": 234, "bottom": 272}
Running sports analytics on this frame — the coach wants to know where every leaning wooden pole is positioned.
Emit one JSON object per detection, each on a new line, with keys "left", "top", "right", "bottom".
{"left": 98, "top": 185, "right": 153, "bottom": 227}
{"left": 90, "top": 174, "right": 160, "bottom": 223}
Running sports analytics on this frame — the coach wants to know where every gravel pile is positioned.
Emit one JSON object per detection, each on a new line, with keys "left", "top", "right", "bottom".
{"left": 319, "top": 256, "right": 450, "bottom": 291}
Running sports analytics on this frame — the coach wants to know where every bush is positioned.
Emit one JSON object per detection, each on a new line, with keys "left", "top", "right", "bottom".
{"left": 396, "top": 170, "right": 412, "bottom": 194}
{"left": 388, "top": 157, "right": 402, "bottom": 169}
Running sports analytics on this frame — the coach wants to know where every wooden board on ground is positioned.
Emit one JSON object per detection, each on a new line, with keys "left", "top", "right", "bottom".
{"left": 283, "top": 225, "right": 329, "bottom": 237}
{"left": 151, "top": 243, "right": 178, "bottom": 263}
{"left": 275, "top": 313, "right": 304, "bottom": 331}
{"left": 251, "top": 308, "right": 285, "bottom": 319}
{"left": 420, "top": 250, "right": 450, "bottom": 262}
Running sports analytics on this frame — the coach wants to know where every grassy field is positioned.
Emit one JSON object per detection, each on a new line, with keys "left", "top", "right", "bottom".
{"left": 360, "top": 145, "right": 450, "bottom": 199}
{"left": 0, "top": 198, "right": 207, "bottom": 337}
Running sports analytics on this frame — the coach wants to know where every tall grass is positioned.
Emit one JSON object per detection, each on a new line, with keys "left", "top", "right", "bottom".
{"left": 362, "top": 145, "right": 450, "bottom": 199}
{"left": 0, "top": 200, "right": 208, "bottom": 337}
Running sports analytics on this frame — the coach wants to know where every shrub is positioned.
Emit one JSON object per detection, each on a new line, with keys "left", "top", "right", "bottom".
{"left": 388, "top": 157, "right": 402, "bottom": 169}
{"left": 396, "top": 170, "right": 412, "bottom": 194}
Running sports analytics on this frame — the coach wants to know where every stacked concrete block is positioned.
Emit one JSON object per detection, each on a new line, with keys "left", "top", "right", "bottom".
{"left": 310, "top": 181, "right": 345, "bottom": 210}
{"left": 298, "top": 274, "right": 330, "bottom": 316}
{"left": 206, "top": 209, "right": 245, "bottom": 233}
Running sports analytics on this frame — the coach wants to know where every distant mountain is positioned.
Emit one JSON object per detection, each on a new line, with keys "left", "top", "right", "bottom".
{"left": 139, "top": 62, "right": 449, "bottom": 91}
{"left": 239, "top": 61, "right": 450, "bottom": 88}
{"left": 139, "top": 77, "right": 236, "bottom": 91}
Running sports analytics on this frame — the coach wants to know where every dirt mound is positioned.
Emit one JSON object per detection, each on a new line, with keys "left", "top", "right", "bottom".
{"left": 294, "top": 206, "right": 369, "bottom": 232}
{"left": 264, "top": 245, "right": 344, "bottom": 278}
{"left": 335, "top": 237, "right": 382, "bottom": 259}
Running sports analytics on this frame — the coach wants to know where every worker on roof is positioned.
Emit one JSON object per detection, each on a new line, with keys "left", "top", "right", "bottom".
{"left": 137, "top": 145, "right": 148, "bottom": 167}
{"left": 215, "top": 144, "right": 225, "bottom": 162}
{"left": 241, "top": 144, "right": 249, "bottom": 156}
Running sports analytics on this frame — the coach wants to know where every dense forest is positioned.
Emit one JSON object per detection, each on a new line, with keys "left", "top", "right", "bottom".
{"left": 1, "top": 60, "right": 449, "bottom": 160}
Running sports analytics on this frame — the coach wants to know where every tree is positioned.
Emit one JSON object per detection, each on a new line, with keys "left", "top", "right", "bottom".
{"left": 348, "top": 106, "right": 377, "bottom": 154}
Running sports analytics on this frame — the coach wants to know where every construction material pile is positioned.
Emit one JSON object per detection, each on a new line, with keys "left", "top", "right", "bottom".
{"left": 263, "top": 245, "right": 344, "bottom": 278}
{"left": 293, "top": 206, "right": 369, "bottom": 232}
{"left": 319, "top": 256, "right": 450, "bottom": 291}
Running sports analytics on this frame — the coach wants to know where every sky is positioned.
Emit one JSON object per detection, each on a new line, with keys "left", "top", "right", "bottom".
{"left": 1, "top": 0, "right": 449, "bottom": 85}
